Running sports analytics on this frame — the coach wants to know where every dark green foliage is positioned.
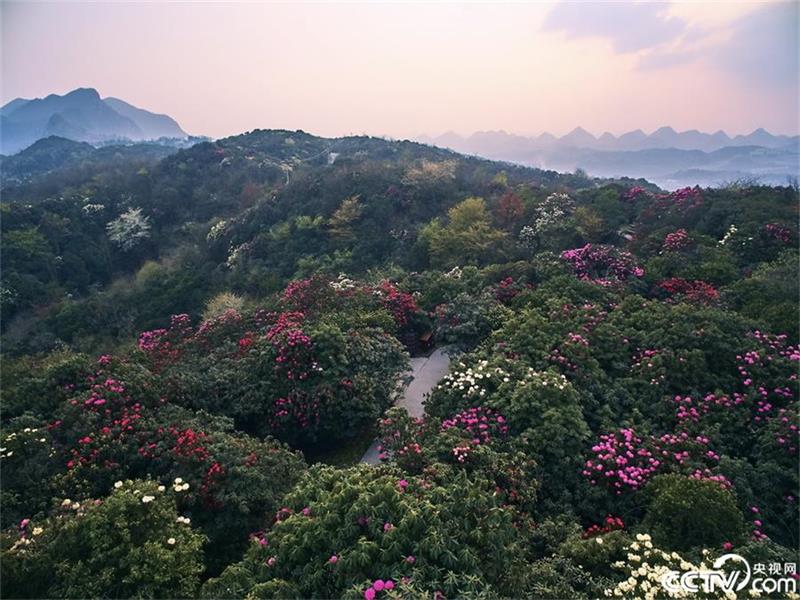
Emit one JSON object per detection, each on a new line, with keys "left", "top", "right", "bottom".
{"left": 641, "top": 474, "right": 747, "bottom": 551}
{"left": 1, "top": 480, "right": 206, "bottom": 599}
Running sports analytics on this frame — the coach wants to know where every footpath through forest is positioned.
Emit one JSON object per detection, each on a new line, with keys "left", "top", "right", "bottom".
{"left": 360, "top": 347, "right": 452, "bottom": 464}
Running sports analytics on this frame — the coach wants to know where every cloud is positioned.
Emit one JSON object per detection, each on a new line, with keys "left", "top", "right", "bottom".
{"left": 543, "top": 1, "right": 687, "bottom": 53}
{"left": 638, "top": 48, "right": 698, "bottom": 70}
{"left": 711, "top": 1, "right": 798, "bottom": 89}
{"left": 636, "top": 1, "right": 798, "bottom": 90}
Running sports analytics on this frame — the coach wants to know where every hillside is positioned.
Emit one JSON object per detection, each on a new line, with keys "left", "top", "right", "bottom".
{"left": 0, "top": 136, "right": 178, "bottom": 186}
{"left": 1, "top": 128, "right": 652, "bottom": 351}
{"left": 1, "top": 127, "right": 798, "bottom": 598}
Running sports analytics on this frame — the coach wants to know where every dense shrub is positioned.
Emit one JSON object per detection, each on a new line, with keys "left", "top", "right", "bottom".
{"left": 641, "top": 474, "right": 746, "bottom": 551}
{"left": 1, "top": 479, "right": 206, "bottom": 599}
{"left": 202, "top": 464, "right": 533, "bottom": 598}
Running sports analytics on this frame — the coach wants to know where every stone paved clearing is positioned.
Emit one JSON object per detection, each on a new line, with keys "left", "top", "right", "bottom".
{"left": 360, "top": 347, "right": 451, "bottom": 465}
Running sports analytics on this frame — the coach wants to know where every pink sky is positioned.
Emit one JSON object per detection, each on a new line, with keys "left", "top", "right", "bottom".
{"left": 2, "top": 1, "right": 797, "bottom": 139}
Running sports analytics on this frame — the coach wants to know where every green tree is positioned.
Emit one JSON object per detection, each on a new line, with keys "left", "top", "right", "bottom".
{"left": 419, "top": 197, "right": 507, "bottom": 268}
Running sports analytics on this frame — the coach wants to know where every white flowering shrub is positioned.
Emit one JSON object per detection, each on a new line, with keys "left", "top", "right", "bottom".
{"left": 519, "top": 193, "right": 576, "bottom": 250}
{"left": 605, "top": 534, "right": 729, "bottom": 600}
{"left": 202, "top": 292, "right": 245, "bottom": 322}
{"left": 207, "top": 219, "right": 228, "bottom": 242}
{"left": 718, "top": 224, "right": 738, "bottom": 246}
{"left": 437, "top": 359, "right": 510, "bottom": 401}
{"left": 106, "top": 207, "right": 151, "bottom": 250}
{"left": 81, "top": 203, "right": 105, "bottom": 214}
{"left": 226, "top": 242, "right": 252, "bottom": 269}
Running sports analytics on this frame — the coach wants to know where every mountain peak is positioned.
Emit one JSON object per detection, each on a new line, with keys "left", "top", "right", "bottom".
{"left": 560, "top": 127, "right": 596, "bottom": 145}
{"left": 567, "top": 126, "right": 592, "bottom": 136}
{"left": 64, "top": 87, "right": 101, "bottom": 100}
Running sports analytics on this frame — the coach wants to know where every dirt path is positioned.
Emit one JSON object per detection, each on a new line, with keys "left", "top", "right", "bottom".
{"left": 360, "top": 347, "right": 451, "bottom": 465}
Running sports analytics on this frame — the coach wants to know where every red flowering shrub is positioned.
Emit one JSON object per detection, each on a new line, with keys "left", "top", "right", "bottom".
{"left": 280, "top": 277, "right": 337, "bottom": 313}
{"left": 661, "top": 229, "right": 692, "bottom": 252}
{"left": 657, "top": 277, "right": 719, "bottom": 305}
{"left": 138, "top": 314, "right": 194, "bottom": 371}
{"left": 582, "top": 515, "right": 625, "bottom": 539}
{"left": 375, "top": 280, "right": 419, "bottom": 328}
{"left": 1, "top": 350, "right": 307, "bottom": 573}
{"left": 440, "top": 406, "right": 509, "bottom": 446}
{"left": 621, "top": 186, "right": 649, "bottom": 202}
{"left": 145, "top": 307, "right": 407, "bottom": 446}
{"left": 494, "top": 276, "right": 528, "bottom": 304}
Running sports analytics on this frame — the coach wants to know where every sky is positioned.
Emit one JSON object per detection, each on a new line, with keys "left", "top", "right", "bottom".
{"left": 2, "top": 1, "right": 798, "bottom": 139}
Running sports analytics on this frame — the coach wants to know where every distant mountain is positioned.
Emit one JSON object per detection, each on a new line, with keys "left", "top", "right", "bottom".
{"left": 103, "top": 97, "right": 186, "bottom": 140}
{"left": 416, "top": 127, "right": 799, "bottom": 189}
{"left": 0, "top": 88, "right": 188, "bottom": 154}
{"left": 560, "top": 126, "right": 597, "bottom": 148}
{"left": 420, "top": 127, "right": 798, "bottom": 154}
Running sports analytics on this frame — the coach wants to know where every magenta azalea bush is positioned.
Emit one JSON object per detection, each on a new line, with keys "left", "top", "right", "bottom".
{"left": 560, "top": 244, "right": 644, "bottom": 286}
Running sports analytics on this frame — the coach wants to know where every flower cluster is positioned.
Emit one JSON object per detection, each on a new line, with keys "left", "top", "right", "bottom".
{"left": 673, "top": 393, "right": 744, "bottom": 425}
{"left": 138, "top": 314, "right": 193, "bottom": 369}
{"left": 629, "top": 348, "right": 668, "bottom": 386}
{"left": 375, "top": 280, "right": 419, "bottom": 327}
{"left": 451, "top": 445, "right": 472, "bottom": 463}
{"left": 583, "top": 428, "right": 723, "bottom": 493}
{"left": 561, "top": 244, "right": 644, "bottom": 285}
{"left": 194, "top": 309, "right": 243, "bottom": 346}
{"left": 266, "top": 312, "right": 314, "bottom": 381}
{"left": 438, "top": 360, "right": 507, "bottom": 400}
{"left": 363, "top": 579, "right": 396, "bottom": 599}
{"left": 281, "top": 278, "right": 316, "bottom": 309}
{"left": 441, "top": 406, "right": 509, "bottom": 446}
{"left": 657, "top": 278, "right": 719, "bottom": 305}
{"left": 661, "top": 229, "right": 692, "bottom": 252}
{"left": 226, "top": 241, "right": 252, "bottom": 269}
{"left": 718, "top": 224, "right": 738, "bottom": 246}
{"left": 605, "top": 534, "right": 711, "bottom": 599}
{"left": 532, "top": 192, "right": 575, "bottom": 236}
{"left": 664, "top": 186, "right": 703, "bottom": 210}
{"left": 582, "top": 515, "right": 625, "bottom": 539}
{"left": 494, "top": 277, "right": 528, "bottom": 304}
{"left": 549, "top": 331, "right": 592, "bottom": 372}
{"left": 764, "top": 223, "right": 792, "bottom": 244}
{"left": 621, "top": 186, "right": 649, "bottom": 201}
{"left": 269, "top": 392, "right": 321, "bottom": 432}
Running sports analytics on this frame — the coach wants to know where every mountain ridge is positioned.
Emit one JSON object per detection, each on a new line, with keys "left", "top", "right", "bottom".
{"left": 415, "top": 127, "right": 799, "bottom": 188}
{"left": 418, "top": 127, "right": 799, "bottom": 152}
